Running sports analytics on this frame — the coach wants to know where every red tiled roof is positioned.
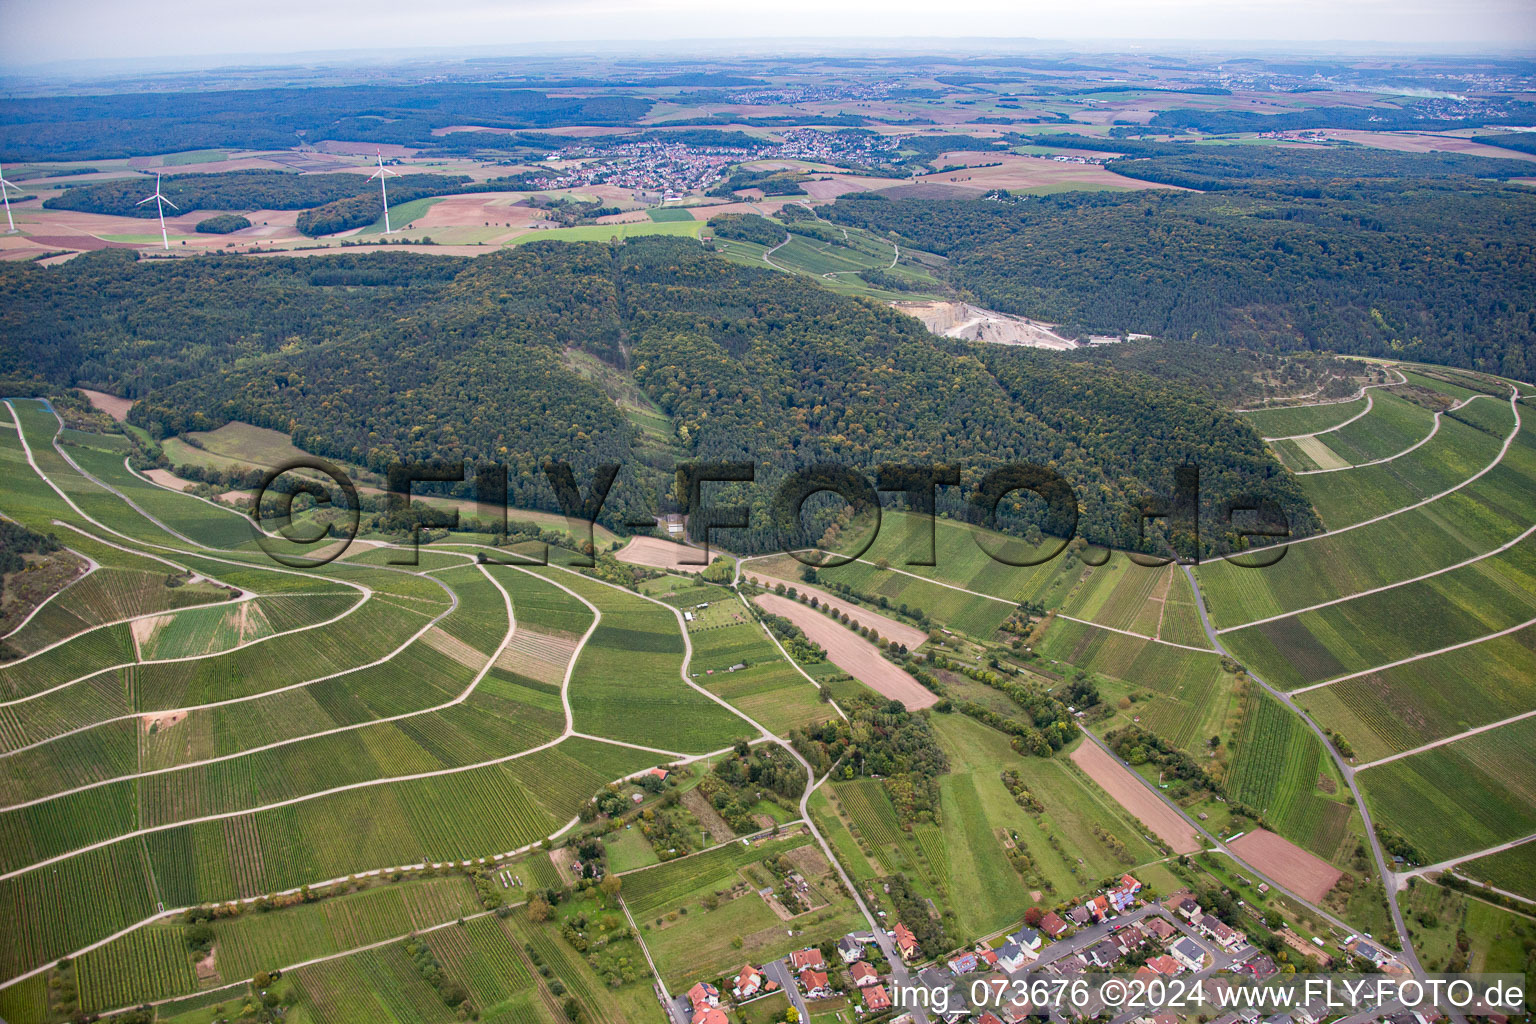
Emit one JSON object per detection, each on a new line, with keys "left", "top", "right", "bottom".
{"left": 865, "top": 984, "right": 891, "bottom": 1010}
{"left": 791, "top": 948, "right": 825, "bottom": 971}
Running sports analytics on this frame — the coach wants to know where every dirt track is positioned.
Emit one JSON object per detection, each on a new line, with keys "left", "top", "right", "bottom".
{"left": 751, "top": 592, "right": 936, "bottom": 710}
{"left": 1227, "top": 829, "right": 1342, "bottom": 903}
{"left": 1070, "top": 741, "right": 1202, "bottom": 854}
{"left": 742, "top": 571, "right": 927, "bottom": 650}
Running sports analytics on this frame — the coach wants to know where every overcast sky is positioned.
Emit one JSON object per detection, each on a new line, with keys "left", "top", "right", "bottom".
{"left": 3, "top": 0, "right": 1533, "bottom": 68}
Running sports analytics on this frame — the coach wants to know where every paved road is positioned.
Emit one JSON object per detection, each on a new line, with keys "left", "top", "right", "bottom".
{"left": 763, "top": 957, "right": 809, "bottom": 1022}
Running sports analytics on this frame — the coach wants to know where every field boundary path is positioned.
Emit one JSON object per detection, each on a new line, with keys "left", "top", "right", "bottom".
{"left": 1179, "top": 563, "right": 1432, "bottom": 991}
{"left": 1294, "top": 391, "right": 1498, "bottom": 475}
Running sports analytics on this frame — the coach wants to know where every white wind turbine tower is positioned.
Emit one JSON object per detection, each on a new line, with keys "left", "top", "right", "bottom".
{"left": 0, "top": 160, "right": 20, "bottom": 233}
{"left": 137, "top": 172, "right": 178, "bottom": 250}
{"left": 369, "top": 150, "right": 399, "bottom": 233}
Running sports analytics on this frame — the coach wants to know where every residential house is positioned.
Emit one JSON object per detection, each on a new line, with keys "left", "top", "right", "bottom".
{"left": 1108, "top": 874, "right": 1142, "bottom": 913}
{"left": 978, "top": 948, "right": 999, "bottom": 969}
{"left": 1146, "top": 954, "right": 1184, "bottom": 976}
{"left": 837, "top": 935, "right": 865, "bottom": 964}
{"left": 686, "top": 982, "right": 719, "bottom": 1011}
{"left": 996, "top": 941, "right": 1031, "bottom": 972}
{"left": 790, "top": 947, "right": 825, "bottom": 972}
{"left": 1089, "top": 895, "right": 1113, "bottom": 922}
{"left": 692, "top": 1009, "right": 728, "bottom": 1024}
{"left": 1348, "top": 940, "right": 1389, "bottom": 966}
{"left": 864, "top": 984, "right": 892, "bottom": 1011}
{"left": 1247, "top": 955, "right": 1279, "bottom": 980}
{"left": 1052, "top": 955, "right": 1088, "bottom": 975}
{"left": 948, "top": 950, "right": 979, "bottom": 974}
{"left": 1170, "top": 936, "right": 1208, "bottom": 972}
{"left": 1113, "top": 924, "right": 1147, "bottom": 955}
{"left": 1067, "top": 905, "right": 1094, "bottom": 927}
{"left": 1202, "top": 918, "right": 1245, "bottom": 951}
{"left": 850, "top": 961, "right": 880, "bottom": 988}
{"left": 1011, "top": 927, "right": 1042, "bottom": 952}
{"left": 1293, "top": 1000, "right": 1328, "bottom": 1024}
{"left": 977, "top": 1014, "right": 1006, "bottom": 1024}
{"left": 800, "top": 969, "right": 832, "bottom": 1000}
{"left": 1151, "top": 1013, "right": 1179, "bottom": 1024}
{"left": 894, "top": 922, "right": 920, "bottom": 960}
{"left": 733, "top": 965, "right": 766, "bottom": 1001}
{"left": 1144, "top": 917, "right": 1177, "bottom": 942}
{"left": 916, "top": 966, "right": 965, "bottom": 1019}
{"left": 1040, "top": 911, "right": 1070, "bottom": 938}
{"left": 1168, "top": 894, "right": 1203, "bottom": 923}
{"left": 1085, "top": 940, "right": 1121, "bottom": 969}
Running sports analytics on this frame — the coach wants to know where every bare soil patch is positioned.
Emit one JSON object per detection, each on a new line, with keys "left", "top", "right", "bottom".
{"left": 742, "top": 572, "right": 926, "bottom": 650}
{"left": 616, "top": 536, "right": 716, "bottom": 573}
{"left": 893, "top": 300, "right": 1075, "bottom": 351}
{"left": 79, "top": 389, "right": 133, "bottom": 421}
{"left": 1070, "top": 741, "right": 1202, "bottom": 854}
{"left": 145, "top": 469, "right": 194, "bottom": 491}
{"left": 751, "top": 592, "right": 936, "bottom": 710}
{"left": 1228, "top": 829, "right": 1342, "bottom": 903}
{"left": 194, "top": 947, "right": 219, "bottom": 984}
{"left": 141, "top": 709, "right": 187, "bottom": 733}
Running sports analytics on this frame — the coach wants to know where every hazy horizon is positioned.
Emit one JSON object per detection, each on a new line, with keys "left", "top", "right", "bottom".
{"left": 3, "top": 0, "right": 1533, "bottom": 71}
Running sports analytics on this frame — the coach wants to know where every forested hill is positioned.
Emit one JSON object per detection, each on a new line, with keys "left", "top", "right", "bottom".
{"left": 0, "top": 84, "right": 651, "bottom": 161}
{"left": 820, "top": 181, "right": 1536, "bottom": 379}
{"left": 0, "top": 239, "right": 1314, "bottom": 555}
{"left": 43, "top": 169, "right": 470, "bottom": 218}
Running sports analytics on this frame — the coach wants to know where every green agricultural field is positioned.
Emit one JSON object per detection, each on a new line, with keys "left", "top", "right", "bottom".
{"left": 1298, "top": 400, "right": 1514, "bottom": 529}
{"left": 1455, "top": 840, "right": 1536, "bottom": 901}
{"left": 363, "top": 196, "right": 446, "bottom": 234}
{"left": 1193, "top": 411, "right": 1536, "bottom": 629}
{"left": 1297, "top": 621, "right": 1536, "bottom": 764}
{"left": 508, "top": 221, "right": 701, "bottom": 245}
{"left": 1240, "top": 395, "right": 1370, "bottom": 439}
{"left": 161, "top": 149, "right": 231, "bottom": 165}
{"left": 1035, "top": 616, "right": 1231, "bottom": 752}
{"left": 629, "top": 832, "right": 866, "bottom": 988}
{"left": 545, "top": 569, "right": 755, "bottom": 753}
{"left": 1358, "top": 715, "right": 1536, "bottom": 864}
{"left": 646, "top": 207, "right": 696, "bottom": 221}
{"left": 1226, "top": 691, "right": 1355, "bottom": 862}
{"left": 1222, "top": 538, "right": 1536, "bottom": 693}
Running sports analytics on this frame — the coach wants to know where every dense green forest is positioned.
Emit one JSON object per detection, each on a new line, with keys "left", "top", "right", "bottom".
{"left": 0, "top": 238, "right": 1310, "bottom": 555}
{"left": 194, "top": 214, "right": 252, "bottom": 234}
{"left": 706, "top": 212, "right": 786, "bottom": 245}
{"left": 1471, "top": 133, "right": 1536, "bottom": 156}
{"left": 44, "top": 169, "right": 474, "bottom": 228}
{"left": 820, "top": 181, "right": 1536, "bottom": 378}
{"left": 0, "top": 84, "right": 651, "bottom": 161}
{"left": 1006, "top": 133, "right": 1534, "bottom": 188}
{"left": 1136, "top": 98, "right": 1536, "bottom": 135}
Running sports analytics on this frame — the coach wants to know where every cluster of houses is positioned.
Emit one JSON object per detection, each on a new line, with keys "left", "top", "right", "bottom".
{"left": 680, "top": 872, "right": 1415, "bottom": 1024}
{"left": 1168, "top": 892, "right": 1249, "bottom": 952}
{"left": 525, "top": 127, "right": 899, "bottom": 200}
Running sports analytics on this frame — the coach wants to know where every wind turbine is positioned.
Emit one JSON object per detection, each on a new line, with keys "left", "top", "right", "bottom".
{"left": 136, "top": 172, "right": 178, "bottom": 250}
{"left": 0, "top": 160, "right": 20, "bottom": 233}
{"left": 369, "top": 150, "right": 399, "bottom": 233}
